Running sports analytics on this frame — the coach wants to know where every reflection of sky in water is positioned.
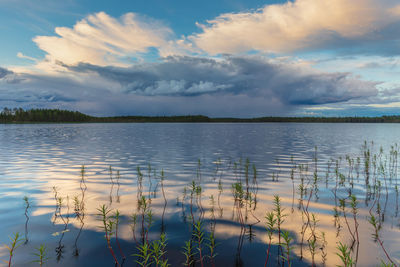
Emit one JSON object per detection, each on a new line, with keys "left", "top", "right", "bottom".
{"left": 0, "top": 123, "right": 400, "bottom": 266}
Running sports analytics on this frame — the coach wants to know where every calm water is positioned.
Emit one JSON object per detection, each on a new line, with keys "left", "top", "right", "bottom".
{"left": 0, "top": 123, "right": 399, "bottom": 266}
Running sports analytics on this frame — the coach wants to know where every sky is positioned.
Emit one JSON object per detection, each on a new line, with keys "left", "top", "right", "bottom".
{"left": 1, "top": 0, "right": 400, "bottom": 117}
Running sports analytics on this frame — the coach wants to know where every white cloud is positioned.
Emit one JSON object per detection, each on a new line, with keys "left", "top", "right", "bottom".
{"left": 33, "top": 12, "right": 173, "bottom": 67}
{"left": 17, "top": 52, "right": 37, "bottom": 62}
{"left": 191, "top": 0, "right": 400, "bottom": 54}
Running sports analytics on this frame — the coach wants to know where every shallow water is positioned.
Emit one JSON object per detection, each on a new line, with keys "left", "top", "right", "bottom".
{"left": 0, "top": 123, "right": 399, "bottom": 266}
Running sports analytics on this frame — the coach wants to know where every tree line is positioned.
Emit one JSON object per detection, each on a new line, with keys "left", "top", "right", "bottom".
{"left": 0, "top": 108, "right": 92, "bottom": 123}
{"left": 1, "top": 107, "right": 400, "bottom": 123}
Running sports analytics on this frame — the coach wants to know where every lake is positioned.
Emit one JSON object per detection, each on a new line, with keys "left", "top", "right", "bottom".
{"left": 0, "top": 123, "right": 399, "bottom": 266}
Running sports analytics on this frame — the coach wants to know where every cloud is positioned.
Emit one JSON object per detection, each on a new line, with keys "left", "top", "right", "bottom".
{"left": 190, "top": 0, "right": 400, "bottom": 55}
{"left": 32, "top": 12, "right": 174, "bottom": 67}
{"left": 17, "top": 52, "right": 37, "bottom": 62}
{"left": 0, "top": 56, "right": 379, "bottom": 117}
{"left": 66, "top": 56, "right": 379, "bottom": 104}
{"left": 0, "top": 67, "right": 12, "bottom": 79}
{"left": 25, "top": 5, "right": 400, "bottom": 75}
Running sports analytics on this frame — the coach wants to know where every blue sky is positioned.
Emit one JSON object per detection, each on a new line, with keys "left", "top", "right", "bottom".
{"left": 1, "top": 0, "right": 400, "bottom": 117}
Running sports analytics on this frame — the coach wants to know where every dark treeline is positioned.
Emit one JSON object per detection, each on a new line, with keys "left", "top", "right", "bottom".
{"left": 0, "top": 108, "right": 92, "bottom": 123}
{"left": 1, "top": 107, "right": 400, "bottom": 123}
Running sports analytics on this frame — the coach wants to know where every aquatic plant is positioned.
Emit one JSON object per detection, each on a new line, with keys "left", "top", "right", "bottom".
{"left": 2, "top": 232, "right": 24, "bottom": 267}
{"left": 151, "top": 232, "right": 168, "bottom": 267}
{"left": 32, "top": 244, "right": 50, "bottom": 267}
{"left": 273, "top": 195, "right": 286, "bottom": 263}
{"left": 96, "top": 204, "right": 119, "bottom": 266}
{"left": 336, "top": 242, "right": 354, "bottom": 267}
{"left": 264, "top": 211, "right": 276, "bottom": 267}
{"left": 339, "top": 198, "right": 356, "bottom": 244}
{"left": 182, "top": 240, "right": 195, "bottom": 267}
{"left": 206, "top": 231, "right": 218, "bottom": 267}
{"left": 368, "top": 215, "right": 397, "bottom": 266}
{"left": 113, "top": 210, "right": 126, "bottom": 262}
{"left": 193, "top": 220, "right": 205, "bottom": 267}
{"left": 134, "top": 242, "right": 152, "bottom": 267}
{"left": 217, "top": 179, "right": 223, "bottom": 217}
{"left": 308, "top": 213, "right": 319, "bottom": 267}
{"left": 350, "top": 194, "right": 360, "bottom": 263}
{"left": 130, "top": 213, "right": 138, "bottom": 243}
{"left": 320, "top": 231, "right": 328, "bottom": 265}
{"left": 280, "top": 230, "right": 293, "bottom": 267}
{"left": 23, "top": 196, "right": 30, "bottom": 244}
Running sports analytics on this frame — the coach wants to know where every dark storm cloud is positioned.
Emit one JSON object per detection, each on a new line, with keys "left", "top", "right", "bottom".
{"left": 0, "top": 56, "right": 380, "bottom": 117}
{"left": 65, "top": 56, "right": 379, "bottom": 105}
{"left": 0, "top": 67, "right": 12, "bottom": 79}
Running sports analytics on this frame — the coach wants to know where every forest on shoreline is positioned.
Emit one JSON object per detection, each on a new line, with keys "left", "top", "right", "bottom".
{"left": 1, "top": 107, "right": 400, "bottom": 123}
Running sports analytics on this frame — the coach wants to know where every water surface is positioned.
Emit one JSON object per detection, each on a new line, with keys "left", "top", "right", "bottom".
{"left": 0, "top": 123, "right": 399, "bottom": 266}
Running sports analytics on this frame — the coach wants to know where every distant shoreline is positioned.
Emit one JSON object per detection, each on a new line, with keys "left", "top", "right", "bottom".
{"left": 1, "top": 108, "right": 400, "bottom": 123}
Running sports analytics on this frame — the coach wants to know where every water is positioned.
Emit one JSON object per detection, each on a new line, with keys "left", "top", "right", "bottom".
{"left": 0, "top": 123, "right": 399, "bottom": 266}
